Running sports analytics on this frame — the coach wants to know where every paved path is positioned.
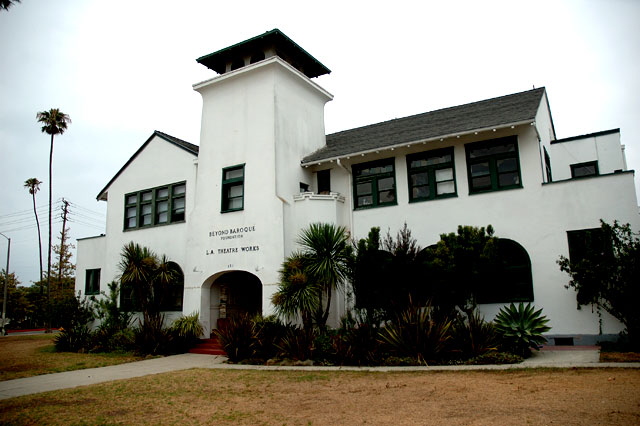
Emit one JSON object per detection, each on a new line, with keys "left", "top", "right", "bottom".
{"left": 1, "top": 349, "right": 638, "bottom": 400}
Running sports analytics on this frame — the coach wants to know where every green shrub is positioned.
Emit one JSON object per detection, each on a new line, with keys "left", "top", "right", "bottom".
{"left": 494, "top": 302, "right": 551, "bottom": 358}
{"left": 378, "top": 301, "right": 453, "bottom": 364}
{"left": 54, "top": 293, "right": 96, "bottom": 353}
{"left": 465, "top": 351, "right": 523, "bottom": 365}
{"left": 170, "top": 312, "right": 204, "bottom": 353}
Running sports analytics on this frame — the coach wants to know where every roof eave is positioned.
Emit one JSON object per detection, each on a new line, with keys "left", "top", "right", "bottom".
{"left": 301, "top": 120, "right": 535, "bottom": 167}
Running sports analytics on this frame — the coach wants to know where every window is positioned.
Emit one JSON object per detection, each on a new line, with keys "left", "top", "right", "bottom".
{"left": 222, "top": 165, "right": 245, "bottom": 212}
{"left": 120, "top": 263, "right": 184, "bottom": 312}
{"left": 476, "top": 239, "right": 534, "bottom": 304}
{"left": 85, "top": 269, "right": 100, "bottom": 295}
{"left": 124, "top": 182, "right": 186, "bottom": 230}
{"left": 299, "top": 182, "right": 309, "bottom": 193}
{"left": 407, "top": 148, "right": 456, "bottom": 202}
{"left": 466, "top": 136, "right": 522, "bottom": 193}
{"left": 353, "top": 158, "right": 396, "bottom": 209}
{"left": 566, "top": 228, "right": 606, "bottom": 263}
{"left": 571, "top": 161, "right": 599, "bottom": 178}
{"left": 317, "top": 169, "right": 331, "bottom": 194}
{"left": 544, "top": 147, "right": 552, "bottom": 182}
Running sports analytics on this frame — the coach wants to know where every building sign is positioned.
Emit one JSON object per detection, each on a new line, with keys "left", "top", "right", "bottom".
{"left": 206, "top": 225, "right": 259, "bottom": 255}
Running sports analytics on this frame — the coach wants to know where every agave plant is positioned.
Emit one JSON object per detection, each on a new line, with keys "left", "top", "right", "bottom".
{"left": 494, "top": 302, "right": 551, "bottom": 357}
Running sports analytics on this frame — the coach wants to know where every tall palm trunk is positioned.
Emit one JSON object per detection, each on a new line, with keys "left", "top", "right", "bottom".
{"left": 31, "top": 190, "right": 43, "bottom": 281}
{"left": 46, "top": 133, "right": 54, "bottom": 332}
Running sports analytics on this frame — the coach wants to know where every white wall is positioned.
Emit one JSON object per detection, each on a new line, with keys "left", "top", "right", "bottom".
{"left": 549, "top": 130, "right": 626, "bottom": 180}
{"left": 75, "top": 135, "right": 198, "bottom": 300}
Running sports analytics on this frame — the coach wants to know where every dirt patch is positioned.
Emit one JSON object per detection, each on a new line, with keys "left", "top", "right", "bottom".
{"left": 1, "top": 368, "right": 639, "bottom": 425}
{"left": 601, "top": 352, "right": 640, "bottom": 363}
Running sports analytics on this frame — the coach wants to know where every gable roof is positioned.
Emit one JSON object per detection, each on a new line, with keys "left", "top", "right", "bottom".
{"left": 97, "top": 131, "right": 198, "bottom": 201}
{"left": 302, "top": 87, "right": 546, "bottom": 164}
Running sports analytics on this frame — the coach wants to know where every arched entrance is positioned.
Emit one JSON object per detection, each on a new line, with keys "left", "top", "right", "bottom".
{"left": 206, "top": 271, "right": 262, "bottom": 332}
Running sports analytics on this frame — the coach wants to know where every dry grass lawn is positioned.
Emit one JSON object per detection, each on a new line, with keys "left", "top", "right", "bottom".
{"left": 0, "top": 334, "right": 144, "bottom": 381}
{"left": 1, "top": 368, "right": 639, "bottom": 425}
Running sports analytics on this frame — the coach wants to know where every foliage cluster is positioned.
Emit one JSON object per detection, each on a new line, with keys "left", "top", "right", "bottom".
{"left": 217, "top": 302, "right": 547, "bottom": 366}
{"left": 558, "top": 220, "right": 640, "bottom": 349}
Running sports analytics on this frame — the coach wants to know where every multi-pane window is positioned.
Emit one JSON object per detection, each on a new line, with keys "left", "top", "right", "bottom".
{"left": 222, "top": 165, "right": 245, "bottom": 212}
{"left": 407, "top": 148, "right": 456, "bottom": 202}
{"left": 124, "top": 182, "right": 186, "bottom": 230}
{"left": 85, "top": 269, "right": 100, "bottom": 295}
{"left": 570, "top": 161, "right": 599, "bottom": 178}
{"left": 353, "top": 158, "right": 396, "bottom": 209}
{"left": 466, "top": 136, "right": 522, "bottom": 193}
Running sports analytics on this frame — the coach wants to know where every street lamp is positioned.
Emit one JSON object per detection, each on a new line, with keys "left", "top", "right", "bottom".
{"left": 0, "top": 232, "right": 10, "bottom": 336}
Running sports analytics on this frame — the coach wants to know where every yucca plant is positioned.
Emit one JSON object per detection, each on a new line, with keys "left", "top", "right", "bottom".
{"left": 378, "top": 300, "right": 453, "bottom": 364}
{"left": 494, "top": 302, "right": 551, "bottom": 357}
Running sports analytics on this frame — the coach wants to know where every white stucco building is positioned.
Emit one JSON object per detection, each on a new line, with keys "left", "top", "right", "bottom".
{"left": 76, "top": 29, "right": 639, "bottom": 344}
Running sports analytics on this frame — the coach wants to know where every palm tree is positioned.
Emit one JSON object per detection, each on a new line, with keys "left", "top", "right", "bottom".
{"left": 24, "top": 178, "right": 44, "bottom": 282}
{"left": 36, "top": 108, "right": 71, "bottom": 331}
{"left": 119, "top": 242, "right": 179, "bottom": 354}
{"left": 297, "top": 222, "right": 352, "bottom": 328}
{"left": 0, "top": 0, "right": 21, "bottom": 11}
{"left": 272, "top": 252, "right": 320, "bottom": 332}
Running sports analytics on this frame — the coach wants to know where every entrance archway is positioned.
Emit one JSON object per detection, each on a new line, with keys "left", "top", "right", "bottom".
{"left": 207, "top": 271, "right": 262, "bottom": 331}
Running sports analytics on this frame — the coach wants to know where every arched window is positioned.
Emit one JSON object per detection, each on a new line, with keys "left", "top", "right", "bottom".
{"left": 476, "top": 239, "right": 533, "bottom": 304}
{"left": 161, "top": 262, "right": 184, "bottom": 311}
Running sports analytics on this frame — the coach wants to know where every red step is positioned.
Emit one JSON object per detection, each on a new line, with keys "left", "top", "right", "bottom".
{"left": 189, "top": 337, "right": 227, "bottom": 356}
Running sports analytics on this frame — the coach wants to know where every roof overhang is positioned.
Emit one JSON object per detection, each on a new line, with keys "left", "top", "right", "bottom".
{"left": 301, "top": 120, "right": 535, "bottom": 167}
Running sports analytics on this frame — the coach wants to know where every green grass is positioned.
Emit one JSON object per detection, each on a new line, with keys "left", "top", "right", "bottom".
{"left": 0, "top": 334, "right": 145, "bottom": 381}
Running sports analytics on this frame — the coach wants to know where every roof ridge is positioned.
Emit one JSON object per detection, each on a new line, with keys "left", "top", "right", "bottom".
{"left": 327, "top": 87, "right": 546, "bottom": 139}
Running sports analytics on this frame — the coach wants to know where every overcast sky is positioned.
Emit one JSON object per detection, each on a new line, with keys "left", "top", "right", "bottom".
{"left": 1, "top": 0, "right": 639, "bottom": 286}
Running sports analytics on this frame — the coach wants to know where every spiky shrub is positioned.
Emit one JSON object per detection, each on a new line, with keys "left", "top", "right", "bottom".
{"left": 275, "top": 326, "right": 317, "bottom": 361}
{"left": 378, "top": 301, "right": 453, "bottom": 364}
{"left": 214, "top": 313, "right": 258, "bottom": 362}
{"left": 54, "top": 294, "right": 96, "bottom": 353}
{"left": 451, "top": 308, "right": 498, "bottom": 358}
{"left": 493, "top": 302, "right": 551, "bottom": 357}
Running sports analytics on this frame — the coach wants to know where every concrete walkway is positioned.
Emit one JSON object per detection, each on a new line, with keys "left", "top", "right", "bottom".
{"left": 1, "top": 349, "right": 638, "bottom": 401}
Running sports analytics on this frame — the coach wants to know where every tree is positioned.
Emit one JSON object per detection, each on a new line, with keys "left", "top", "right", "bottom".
{"left": 0, "top": 0, "right": 20, "bottom": 11}
{"left": 24, "top": 178, "right": 44, "bottom": 281}
{"left": 297, "top": 223, "right": 352, "bottom": 328}
{"left": 36, "top": 108, "right": 71, "bottom": 332}
{"left": 119, "top": 242, "right": 180, "bottom": 354}
{"left": 558, "top": 220, "right": 640, "bottom": 348}
{"left": 272, "top": 252, "right": 319, "bottom": 332}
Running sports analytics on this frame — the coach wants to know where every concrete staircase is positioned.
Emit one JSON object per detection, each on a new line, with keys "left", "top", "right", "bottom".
{"left": 188, "top": 336, "right": 227, "bottom": 356}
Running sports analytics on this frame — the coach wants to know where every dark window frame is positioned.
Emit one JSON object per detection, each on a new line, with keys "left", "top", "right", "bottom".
{"left": 465, "top": 136, "right": 523, "bottom": 194}
{"left": 85, "top": 269, "right": 101, "bottom": 296}
{"left": 317, "top": 169, "right": 331, "bottom": 194}
{"left": 407, "top": 147, "right": 457, "bottom": 202}
{"left": 352, "top": 158, "right": 397, "bottom": 210}
{"left": 123, "top": 182, "right": 187, "bottom": 231}
{"left": 570, "top": 161, "right": 599, "bottom": 178}
{"left": 221, "top": 164, "right": 245, "bottom": 213}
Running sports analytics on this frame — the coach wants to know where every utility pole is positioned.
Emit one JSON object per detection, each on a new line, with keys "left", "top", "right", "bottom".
{"left": 0, "top": 232, "right": 10, "bottom": 336}
{"left": 57, "top": 199, "right": 69, "bottom": 283}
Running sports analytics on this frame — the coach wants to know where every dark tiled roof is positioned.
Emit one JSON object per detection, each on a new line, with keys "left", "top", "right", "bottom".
{"left": 154, "top": 130, "right": 200, "bottom": 154}
{"left": 303, "top": 87, "right": 546, "bottom": 164}
{"left": 197, "top": 29, "right": 330, "bottom": 78}
{"left": 97, "top": 131, "right": 198, "bottom": 200}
